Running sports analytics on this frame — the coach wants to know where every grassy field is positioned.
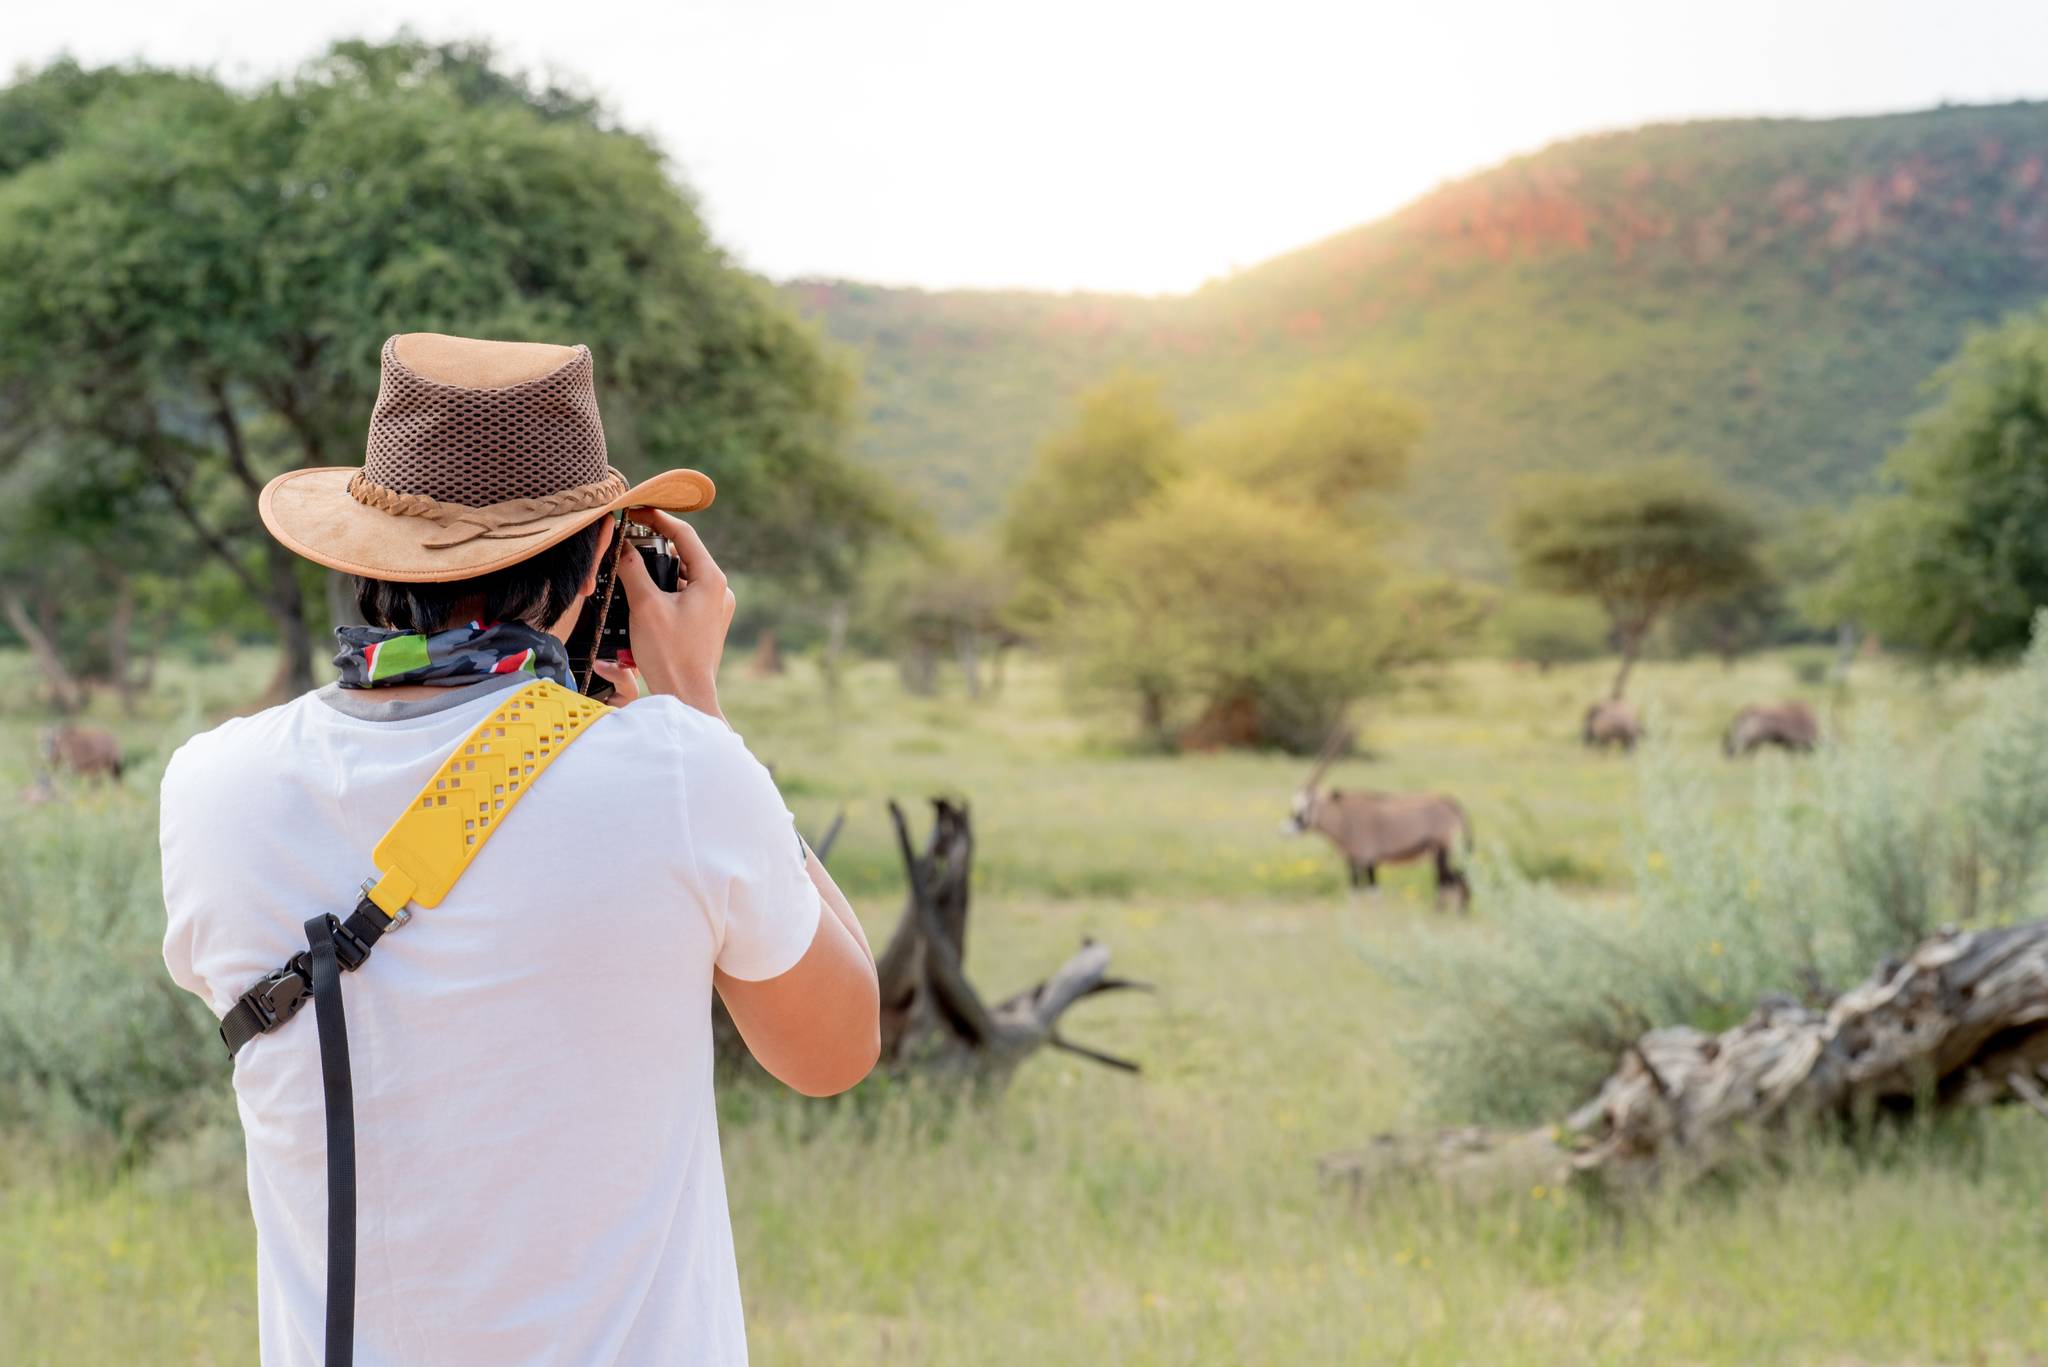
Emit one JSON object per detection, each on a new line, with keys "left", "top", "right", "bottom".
{"left": 3, "top": 647, "right": 2044, "bottom": 1364}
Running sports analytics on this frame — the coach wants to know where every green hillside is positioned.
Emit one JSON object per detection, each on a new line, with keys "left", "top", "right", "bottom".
{"left": 786, "top": 102, "right": 2048, "bottom": 573}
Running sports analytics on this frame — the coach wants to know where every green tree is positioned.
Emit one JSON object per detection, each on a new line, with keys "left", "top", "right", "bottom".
{"left": 1506, "top": 460, "right": 1763, "bottom": 699}
{"left": 855, "top": 541, "right": 1014, "bottom": 697}
{"left": 1000, "top": 371, "right": 1181, "bottom": 624}
{"left": 0, "top": 41, "right": 884, "bottom": 697}
{"left": 1833, "top": 307, "right": 2048, "bottom": 662}
{"left": 1667, "top": 575, "right": 1788, "bottom": 666}
{"left": 1490, "top": 592, "right": 1609, "bottom": 672}
{"left": 1061, "top": 474, "right": 1445, "bottom": 750}
{"left": 0, "top": 436, "right": 191, "bottom": 712}
{"left": 1185, "top": 365, "right": 1420, "bottom": 511}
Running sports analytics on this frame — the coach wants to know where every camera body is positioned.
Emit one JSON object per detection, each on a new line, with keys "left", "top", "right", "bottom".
{"left": 566, "top": 518, "right": 680, "bottom": 701}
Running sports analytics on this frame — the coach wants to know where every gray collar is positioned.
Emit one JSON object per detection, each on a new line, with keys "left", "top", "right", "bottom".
{"left": 313, "top": 673, "right": 531, "bottom": 722}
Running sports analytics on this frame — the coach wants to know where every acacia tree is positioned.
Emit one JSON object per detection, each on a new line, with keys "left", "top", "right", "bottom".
{"left": 1506, "top": 461, "right": 1763, "bottom": 699}
{"left": 1833, "top": 307, "right": 2048, "bottom": 662}
{"left": 1000, "top": 372, "right": 1182, "bottom": 626}
{"left": 0, "top": 42, "right": 885, "bottom": 697}
{"left": 1035, "top": 369, "right": 1436, "bottom": 750}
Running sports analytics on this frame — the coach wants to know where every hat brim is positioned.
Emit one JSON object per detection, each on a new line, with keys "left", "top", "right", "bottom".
{"left": 259, "top": 466, "right": 716, "bottom": 583}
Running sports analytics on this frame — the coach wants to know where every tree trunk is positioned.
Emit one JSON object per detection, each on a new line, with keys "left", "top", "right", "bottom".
{"left": 954, "top": 625, "right": 982, "bottom": 700}
{"left": 0, "top": 585, "right": 86, "bottom": 714}
{"left": 748, "top": 628, "right": 785, "bottom": 678}
{"left": 899, "top": 641, "right": 938, "bottom": 696}
{"left": 259, "top": 543, "right": 317, "bottom": 699}
{"left": 133, "top": 611, "right": 170, "bottom": 694}
{"left": 819, "top": 600, "right": 849, "bottom": 696}
{"left": 105, "top": 569, "right": 138, "bottom": 714}
{"left": 1138, "top": 687, "right": 1169, "bottom": 745}
{"left": 1609, "top": 630, "right": 1643, "bottom": 700}
{"left": 1322, "top": 918, "right": 2048, "bottom": 1203}
{"left": 265, "top": 573, "right": 318, "bottom": 699}
{"left": 875, "top": 798, "right": 1147, "bottom": 1078}
{"left": 325, "top": 570, "right": 365, "bottom": 632}
{"left": 1831, "top": 622, "right": 1859, "bottom": 686}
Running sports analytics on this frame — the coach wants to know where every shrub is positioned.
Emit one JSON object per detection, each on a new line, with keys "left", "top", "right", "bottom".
{"left": 0, "top": 796, "right": 226, "bottom": 1155}
{"left": 1385, "top": 615, "right": 2048, "bottom": 1126}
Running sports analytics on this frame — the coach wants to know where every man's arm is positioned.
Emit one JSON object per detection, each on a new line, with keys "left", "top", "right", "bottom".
{"left": 605, "top": 508, "right": 880, "bottom": 1097}
{"left": 714, "top": 850, "right": 878, "bottom": 1097}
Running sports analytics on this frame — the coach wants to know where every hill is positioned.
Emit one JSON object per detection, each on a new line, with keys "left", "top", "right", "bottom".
{"left": 785, "top": 102, "right": 2048, "bottom": 573}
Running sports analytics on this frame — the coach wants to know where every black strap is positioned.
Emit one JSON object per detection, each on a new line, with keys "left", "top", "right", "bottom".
{"left": 220, "top": 897, "right": 387, "bottom": 1367}
{"left": 306, "top": 911, "right": 357, "bottom": 1367}
{"left": 221, "top": 899, "right": 390, "bottom": 1058}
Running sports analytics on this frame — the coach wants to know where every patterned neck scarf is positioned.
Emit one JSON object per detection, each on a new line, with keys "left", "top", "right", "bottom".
{"left": 333, "top": 620, "right": 575, "bottom": 690}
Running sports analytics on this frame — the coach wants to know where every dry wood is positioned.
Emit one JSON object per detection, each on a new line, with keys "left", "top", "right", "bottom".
{"left": 877, "top": 798, "right": 1148, "bottom": 1077}
{"left": 1323, "top": 917, "right": 2048, "bottom": 1201}
{"left": 714, "top": 798, "right": 1146, "bottom": 1081}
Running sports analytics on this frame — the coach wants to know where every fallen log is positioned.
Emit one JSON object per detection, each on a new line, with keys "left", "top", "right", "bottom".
{"left": 1324, "top": 917, "right": 2048, "bottom": 1200}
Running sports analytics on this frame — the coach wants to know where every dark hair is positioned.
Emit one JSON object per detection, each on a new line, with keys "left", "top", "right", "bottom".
{"left": 353, "top": 521, "right": 607, "bottom": 633}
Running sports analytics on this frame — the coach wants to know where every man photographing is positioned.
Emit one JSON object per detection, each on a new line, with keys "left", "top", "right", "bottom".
{"left": 161, "top": 333, "right": 880, "bottom": 1365}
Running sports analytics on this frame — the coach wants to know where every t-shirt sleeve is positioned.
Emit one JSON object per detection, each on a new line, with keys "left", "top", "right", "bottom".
{"left": 671, "top": 707, "right": 823, "bottom": 981}
{"left": 159, "top": 739, "right": 220, "bottom": 1012}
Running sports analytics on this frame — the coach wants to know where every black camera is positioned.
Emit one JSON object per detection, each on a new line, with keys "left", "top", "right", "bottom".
{"left": 566, "top": 516, "right": 681, "bottom": 701}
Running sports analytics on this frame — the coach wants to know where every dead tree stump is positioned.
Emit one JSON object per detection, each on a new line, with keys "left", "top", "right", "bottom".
{"left": 876, "top": 798, "right": 1147, "bottom": 1077}
{"left": 713, "top": 798, "right": 1146, "bottom": 1083}
{"left": 1324, "top": 917, "right": 2048, "bottom": 1200}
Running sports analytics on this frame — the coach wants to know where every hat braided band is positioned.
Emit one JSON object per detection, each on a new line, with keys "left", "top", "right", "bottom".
{"left": 347, "top": 469, "right": 629, "bottom": 550}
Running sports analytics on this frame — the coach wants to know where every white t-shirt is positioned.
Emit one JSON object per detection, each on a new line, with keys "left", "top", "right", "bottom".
{"left": 160, "top": 676, "right": 822, "bottom": 1366}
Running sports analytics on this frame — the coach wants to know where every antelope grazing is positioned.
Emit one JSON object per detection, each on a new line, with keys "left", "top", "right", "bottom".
{"left": 1283, "top": 733, "right": 1473, "bottom": 911}
{"left": 1582, "top": 698, "right": 1642, "bottom": 751}
{"left": 40, "top": 724, "right": 125, "bottom": 783}
{"left": 1724, "top": 701, "right": 1819, "bottom": 757}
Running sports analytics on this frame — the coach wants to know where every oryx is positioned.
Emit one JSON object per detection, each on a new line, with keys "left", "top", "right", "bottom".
{"left": 39, "top": 724, "right": 124, "bottom": 782}
{"left": 1282, "top": 732, "right": 1474, "bottom": 911}
{"left": 1582, "top": 698, "right": 1642, "bottom": 751}
{"left": 1724, "top": 701, "right": 1818, "bottom": 757}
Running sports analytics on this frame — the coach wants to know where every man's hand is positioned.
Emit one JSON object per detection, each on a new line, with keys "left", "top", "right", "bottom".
{"left": 606, "top": 510, "right": 734, "bottom": 721}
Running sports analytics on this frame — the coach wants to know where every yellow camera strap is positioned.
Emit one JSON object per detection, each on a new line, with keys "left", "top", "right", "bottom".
{"left": 217, "top": 677, "right": 612, "bottom": 1367}
{"left": 362, "top": 679, "right": 611, "bottom": 918}
{"left": 220, "top": 678, "right": 611, "bottom": 1056}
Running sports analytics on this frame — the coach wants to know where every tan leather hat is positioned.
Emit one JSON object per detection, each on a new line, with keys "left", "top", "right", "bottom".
{"left": 259, "top": 333, "right": 714, "bottom": 583}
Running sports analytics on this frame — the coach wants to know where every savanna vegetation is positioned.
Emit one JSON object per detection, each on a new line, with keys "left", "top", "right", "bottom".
{"left": 8, "top": 648, "right": 2048, "bottom": 1365}
{"left": 8, "top": 34, "right": 2048, "bottom": 1367}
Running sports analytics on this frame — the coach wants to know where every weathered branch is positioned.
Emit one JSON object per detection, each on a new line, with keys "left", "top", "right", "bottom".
{"left": 879, "top": 798, "right": 1145, "bottom": 1078}
{"left": 1326, "top": 918, "right": 2048, "bottom": 1201}
{"left": 0, "top": 584, "right": 86, "bottom": 713}
{"left": 127, "top": 423, "right": 267, "bottom": 601}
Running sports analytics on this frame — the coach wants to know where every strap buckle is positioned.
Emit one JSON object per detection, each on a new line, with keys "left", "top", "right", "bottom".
{"left": 245, "top": 958, "right": 312, "bottom": 1031}
{"left": 328, "top": 912, "right": 374, "bottom": 972}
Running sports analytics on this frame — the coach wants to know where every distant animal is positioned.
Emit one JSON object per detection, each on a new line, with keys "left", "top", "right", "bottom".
{"left": 1723, "top": 702, "right": 1819, "bottom": 757}
{"left": 1582, "top": 698, "right": 1643, "bottom": 751}
{"left": 1283, "top": 735, "right": 1473, "bottom": 911}
{"left": 39, "top": 724, "right": 124, "bottom": 782}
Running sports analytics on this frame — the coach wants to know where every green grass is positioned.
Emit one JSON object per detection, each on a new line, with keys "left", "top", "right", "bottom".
{"left": 3, "top": 646, "right": 2040, "bottom": 1364}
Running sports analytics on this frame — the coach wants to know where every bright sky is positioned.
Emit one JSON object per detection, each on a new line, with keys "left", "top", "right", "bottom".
{"left": 8, "top": 1, "right": 2048, "bottom": 294}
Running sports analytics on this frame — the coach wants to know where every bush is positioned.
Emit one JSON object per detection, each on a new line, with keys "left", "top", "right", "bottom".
{"left": 1384, "top": 615, "right": 2048, "bottom": 1126}
{"left": 1489, "top": 592, "right": 1608, "bottom": 670}
{"left": 0, "top": 796, "right": 226, "bottom": 1155}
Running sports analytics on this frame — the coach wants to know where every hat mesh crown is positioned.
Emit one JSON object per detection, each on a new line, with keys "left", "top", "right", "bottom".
{"left": 362, "top": 338, "right": 610, "bottom": 507}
